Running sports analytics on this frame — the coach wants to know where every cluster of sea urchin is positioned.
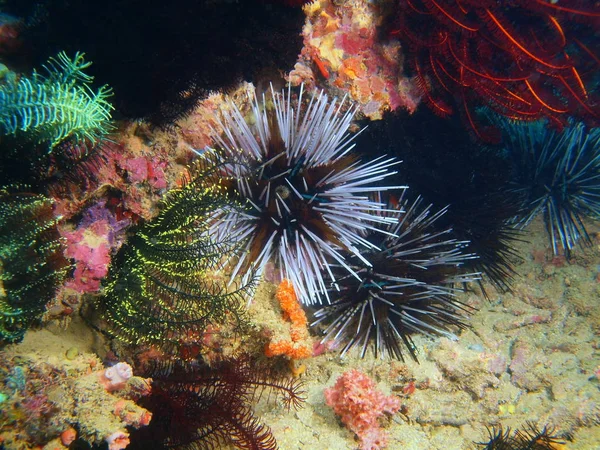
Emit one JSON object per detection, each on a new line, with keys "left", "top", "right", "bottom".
{"left": 206, "top": 84, "right": 402, "bottom": 305}
{"left": 499, "top": 118, "right": 600, "bottom": 258}
{"left": 311, "top": 194, "right": 479, "bottom": 361}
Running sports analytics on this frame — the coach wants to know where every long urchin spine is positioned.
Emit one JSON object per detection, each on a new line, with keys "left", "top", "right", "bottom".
{"left": 208, "top": 84, "right": 404, "bottom": 304}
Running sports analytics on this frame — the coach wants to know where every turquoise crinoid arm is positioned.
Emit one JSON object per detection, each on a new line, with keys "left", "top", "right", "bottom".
{"left": 0, "top": 52, "right": 114, "bottom": 149}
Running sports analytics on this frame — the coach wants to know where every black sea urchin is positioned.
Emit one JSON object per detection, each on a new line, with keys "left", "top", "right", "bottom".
{"left": 311, "top": 194, "right": 479, "bottom": 361}
{"left": 206, "top": 85, "right": 402, "bottom": 304}
{"left": 476, "top": 422, "right": 566, "bottom": 450}
{"left": 501, "top": 119, "right": 600, "bottom": 257}
{"left": 355, "top": 109, "right": 523, "bottom": 295}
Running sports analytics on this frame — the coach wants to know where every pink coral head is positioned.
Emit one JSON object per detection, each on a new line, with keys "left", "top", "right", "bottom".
{"left": 105, "top": 430, "right": 130, "bottom": 450}
{"left": 101, "top": 362, "right": 133, "bottom": 391}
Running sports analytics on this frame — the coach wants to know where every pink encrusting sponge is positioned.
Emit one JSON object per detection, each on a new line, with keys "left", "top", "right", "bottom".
{"left": 325, "top": 369, "right": 402, "bottom": 450}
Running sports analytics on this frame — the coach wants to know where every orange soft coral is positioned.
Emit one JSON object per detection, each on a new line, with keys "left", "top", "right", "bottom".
{"left": 265, "top": 279, "right": 312, "bottom": 359}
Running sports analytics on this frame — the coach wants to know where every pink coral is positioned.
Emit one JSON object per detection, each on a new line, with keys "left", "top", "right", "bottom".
{"left": 100, "top": 362, "right": 134, "bottom": 392}
{"left": 122, "top": 155, "right": 168, "bottom": 189}
{"left": 105, "top": 430, "right": 130, "bottom": 450}
{"left": 325, "top": 369, "right": 401, "bottom": 450}
{"left": 291, "top": 0, "right": 420, "bottom": 120}
{"left": 63, "top": 220, "right": 112, "bottom": 293}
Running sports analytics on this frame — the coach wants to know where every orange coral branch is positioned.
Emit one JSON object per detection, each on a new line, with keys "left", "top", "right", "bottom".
{"left": 265, "top": 279, "right": 312, "bottom": 360}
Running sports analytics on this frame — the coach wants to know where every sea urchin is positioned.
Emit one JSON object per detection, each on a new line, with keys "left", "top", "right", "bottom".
{"left": 206, "top": 85, "right": 402, "bottom": 304}
{"left": 311, "top": 194, "right": 479, "bottom": 361}
{"left": 501, "top": 119, "right": 600, "bottom": 257}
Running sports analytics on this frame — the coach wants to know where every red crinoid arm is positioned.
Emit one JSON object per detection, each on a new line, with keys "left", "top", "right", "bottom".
{"left": 525, "top": 14, "right": 567, "bottom": 59}
{"left": 484, "top": 9, "right": 569, "bottom": 70}
{"left": 406, "top": 0, "right": 432, "bottom": 15}
{"left": 448, "top": 39, "right": 530, "bottom": 82}
{"left": 455, "top": 0, "right": 468, "bottom": 15}
{"left": 429, "top": 52, "right": 453, "bottom": 93}
{"left": 562, "top": 51, "right": 588, "bottom": 99}
{"left": 423, "top": 0, "right": 479, "bottom": 33}
{"left": 414, "top": 55, "right": 453, "bottom": 117}
{"left": 474, "top": 79, "right": 531, "bottom": 111}
{"left": 490, "top": 80, "right": 533, "bottom": 107}
{"left": 558, "top": 75, "right": 599, "bottom": 118}
{"left": 531, "top": 0, "right": 600, "bottom": 18}
{"left": 574, "top": 38, "right": 600, "bottom": 67}
{"left": 435, "top": 56, "right": 464, "bottom": 86}
{"left": 460, "top": 85, "right": 500, "bottom": 143}
{"left": 524, "top": 79, "right": 569, "bottom": 114}
{"left": 547, "top": 15, "right": 566, "bottom": 48}
{"left": 392, "top": 12, "right": 448, "bottom": 47}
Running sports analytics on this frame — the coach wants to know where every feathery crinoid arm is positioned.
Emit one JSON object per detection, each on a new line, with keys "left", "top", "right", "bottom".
{"left": 0, "top": 52, "right": 114, "bottom": 150}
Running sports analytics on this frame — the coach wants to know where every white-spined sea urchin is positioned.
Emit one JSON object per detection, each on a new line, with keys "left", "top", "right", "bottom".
{"left": 205, "top": 84, "right": 403, "bottom": 304}
{"left": 501, "top": 119, "right": 600, "bottom": 257}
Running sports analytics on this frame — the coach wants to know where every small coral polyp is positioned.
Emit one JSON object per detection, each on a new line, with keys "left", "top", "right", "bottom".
{"left": 208, "top": 84, "right": 401, "bottom": 304}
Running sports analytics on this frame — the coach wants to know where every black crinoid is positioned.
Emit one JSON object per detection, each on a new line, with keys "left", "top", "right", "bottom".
{"left": 0, "top": 186, "right": 70, "bottom": 344}
{"left": 205, "top": 84, "right": 401, "bottom": 305}
{"left": 311, "top": 193, "right": 479, "bottom": 361}
{"left": 355, "top": 108, "right": 524, "bottom": 295}
{"left": 3, "top": 0, "right": 306, "bottom": 126}
{"left": 99, "top": 153, "right": 255, "bottom": 354}
{"left": 497, "top": 118, "right": 600, "bottom": 258}
{"left": 129, "top": 354, "right": 305, "bottom": 450}
{"left": 476, "top": 422, "right": 566, "bottom": 450}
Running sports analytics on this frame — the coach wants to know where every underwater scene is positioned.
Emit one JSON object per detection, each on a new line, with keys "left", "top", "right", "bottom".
{"left": 0, "top": 0, "right": 599, "bottom": 449}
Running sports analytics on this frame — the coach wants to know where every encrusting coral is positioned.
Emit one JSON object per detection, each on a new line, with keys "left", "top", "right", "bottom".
{"left": 0, "top": 342, "right": 151, "bottom": 450}
{"left": 290, "top": 0, "right": 420, "bottom": 120}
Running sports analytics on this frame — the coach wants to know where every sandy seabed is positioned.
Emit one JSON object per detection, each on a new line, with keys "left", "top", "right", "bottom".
{"left": 254, "top": 216, "right": 600, "bottom": 450}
